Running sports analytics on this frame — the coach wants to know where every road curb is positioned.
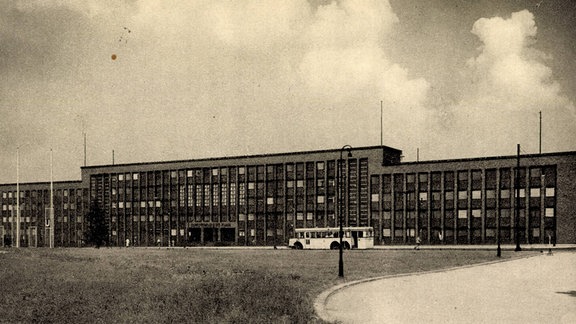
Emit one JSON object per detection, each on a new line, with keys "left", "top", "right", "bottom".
{"left": 314, "top": 253, "right": 542, "bottom": 323}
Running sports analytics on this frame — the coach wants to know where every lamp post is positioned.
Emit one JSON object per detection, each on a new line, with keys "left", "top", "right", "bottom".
{"left": 338, "top": 145, "right": 353, "bottom": 278}
{"left": 514, "top": 144, "right": 522, "bottom": 252}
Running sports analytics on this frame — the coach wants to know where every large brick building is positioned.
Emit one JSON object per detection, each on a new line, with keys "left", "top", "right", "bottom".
{"left": 1, "top": 145, "right": 575, "bottom": 247}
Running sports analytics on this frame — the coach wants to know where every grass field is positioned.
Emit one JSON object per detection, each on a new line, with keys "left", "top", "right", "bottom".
{"left": 0, "top": 247, "right": 529, "bottom": 323}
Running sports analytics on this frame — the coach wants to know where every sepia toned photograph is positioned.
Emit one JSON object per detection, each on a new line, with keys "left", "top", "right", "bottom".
{"left": 1, "top": 0, "right": 575, "bottom": 323}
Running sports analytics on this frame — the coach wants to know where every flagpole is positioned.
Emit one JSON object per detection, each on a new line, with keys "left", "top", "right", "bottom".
{"left": 16, "top": 147, "right": 20, "bottom": 248}
{"left": 50, "top": 149, "right": 54, "bottom": 248}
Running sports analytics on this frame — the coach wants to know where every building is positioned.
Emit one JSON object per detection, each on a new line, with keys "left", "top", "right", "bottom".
{"left": 1, "top": 145, "right": 575, "bottom": 247}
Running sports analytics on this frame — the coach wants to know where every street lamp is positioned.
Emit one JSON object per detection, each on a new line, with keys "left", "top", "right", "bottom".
{"left": 338, "top": 145, "right": 353, "bottom": 278}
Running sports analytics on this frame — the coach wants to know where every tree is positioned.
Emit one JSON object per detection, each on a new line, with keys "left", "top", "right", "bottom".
{"left": 84, "top": 202, "right": 109, "bottom": 248}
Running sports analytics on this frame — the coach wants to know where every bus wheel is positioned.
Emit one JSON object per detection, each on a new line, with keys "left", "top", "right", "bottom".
{"left": 343, "top": 242, "right": 351, "bottom": 250}
{"left": 294, "top": 242, "right": 303, "bottom": 250}
{"left": 330, "top": 242, "right": 340, "bottom": 250}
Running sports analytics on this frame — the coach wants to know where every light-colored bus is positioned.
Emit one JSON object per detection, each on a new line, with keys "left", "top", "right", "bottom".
{"left": 288, "top": 227, "right": 374, "bottom": 250}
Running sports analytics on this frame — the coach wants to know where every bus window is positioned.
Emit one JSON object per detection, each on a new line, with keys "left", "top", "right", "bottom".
{"left": 305, "top": 232, "right": 310, "bottom": 238}
{"left": 358, "top": 231, "right": 364, "bottom": 238}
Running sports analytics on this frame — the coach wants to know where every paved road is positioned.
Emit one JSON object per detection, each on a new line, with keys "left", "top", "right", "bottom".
{"left": 320, "top": 252, "right": 576, "bottom": 323}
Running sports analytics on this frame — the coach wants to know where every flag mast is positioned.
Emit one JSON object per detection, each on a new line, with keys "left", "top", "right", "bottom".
{"left": 16, "top": 147, "right": 20, "bottom": 248}
{"left": 50, "top": 149, "right": 54, "bottom": 248}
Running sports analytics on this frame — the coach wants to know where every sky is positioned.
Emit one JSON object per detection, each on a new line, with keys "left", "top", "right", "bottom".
{"left": 1, "top": 0, "right": 575, "bottom": 183}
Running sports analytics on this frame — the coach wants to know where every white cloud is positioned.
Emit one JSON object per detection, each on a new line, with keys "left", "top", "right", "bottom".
{"left": 437, "top": 9, "right": 576, "bottom": 157}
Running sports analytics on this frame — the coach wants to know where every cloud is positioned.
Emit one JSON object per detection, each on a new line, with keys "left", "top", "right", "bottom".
{"left": 434, "top": 9, "right": 576, "bottom": 157}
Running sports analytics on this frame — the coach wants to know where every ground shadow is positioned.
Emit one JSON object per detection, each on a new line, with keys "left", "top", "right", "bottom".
{"left": 556, "top": 291, "right": 576, "bottom": 298}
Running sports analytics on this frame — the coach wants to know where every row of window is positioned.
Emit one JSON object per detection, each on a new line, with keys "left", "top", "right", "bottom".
{"left": 1, "top": 189, "right": 84, "bottom": 199}
{"left": 104, "top": 162, "right": 333, "bottom": 183}
{"left": 2, "top": 203, "right": 82, "bottom": 211}
{"left": 379, "top": 207, "right": 555, "bottom": 219}
{"left": 382, "top": 228, "right": 551, "bottom": 238}
{"left": 2, "top": 216, "right": 83, "bottom": 223}
{"left": 371, "top": 187, "right": 556, "bottom": 202}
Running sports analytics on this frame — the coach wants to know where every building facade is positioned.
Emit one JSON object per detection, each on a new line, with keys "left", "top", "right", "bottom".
{"left": 1, "top": 145, "right": 575, "bottom": 247}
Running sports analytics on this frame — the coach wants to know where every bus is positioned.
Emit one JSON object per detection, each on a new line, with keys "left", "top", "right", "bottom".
{"left": 288, "top": 227, "right": 374, "bottom": 250}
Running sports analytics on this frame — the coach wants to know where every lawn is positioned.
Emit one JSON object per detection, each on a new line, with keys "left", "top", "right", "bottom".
{"left": 0, "top": 248, "right": 528, "bottom": 323}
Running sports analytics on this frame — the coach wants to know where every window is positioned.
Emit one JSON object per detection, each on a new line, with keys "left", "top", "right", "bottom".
{"left": 471, "top": 209, "right": 481, "bottom": 218}
{"left": 407, "top": 228, "right": 416, "bottom": 237}
{"left": 472, "top": 190, "right": 481, "bottom": 200}
{"left": 458, "top": 210, "right": 468, "bottom": 219}
{"left": 119, "top": 174, "right": 124, "bottom": 181}
{"left": 230, "top": 183, "right": 236, "bottom": 206}
{"left": 371, "top": 194, "right": 379, "bottom": 202}
{"left": 545, "top": 208, "right": 554, "bottom": 217}
{"left": 221, "top": 183, "right": 228, "bottom": 206}
{"left": 239, "top": 230, "right": 245, "bottom": 237}
{"left": 239, "top": 213, "right": 246, "bottom": 221}
{"left": 212, "top": 186, "right": 219, "bottom": 206}
{"left": 296, "top": 212, "right": 304, "bottom": 220}
{"left": 317, "top": 179, "right": 324, "bottom": 187}
{"left": 445, "top": 191, "right": 454, "bottom": 200}
{"left": 545, "top": 188, "right": 555, "bottom": 197}
{"left": 248, "top": 213, "right": 255, "bottom": 221}
{"left": 317, "top": 162, "right": 324, "bottom": 170}
{"left": 530, "top": 188, "right": 540, "bottom": 198}
{"left": 406, "top": 174, "right": 415, "bottom": 183}
{"left": 133, "top": 173, "right": 139, "bottom": 180}
{"left": 287, "top": 181, "right": 294, "bottom": 188}
{"left": 306, "top": 212, "right": 313, "bottom": 220}
{"left": 239, "top": 167, "right": 245, "bottom": 175}
{"left": 515, "top": 189, "right": 526, "bottom": 198}
{"left": 297, "top": 180, "right": 304, "bottom": 188}
{"left": 486, "top": 190, "right": 495, "bottom": 199}
{"left": 419, "top": 192, "right": 427, "bottom": 201}
{"left": 239, "top": 183, "right": 246, "bottom": 206}
{"left": 317, "top": 196, "right": 325, "bottom": 204}
{"left": 248, "top": 182, "right": 255, "bottom": 190}
{"left": 458, "top": 191, "right": 467, "bottom": 200}
{"left": 500, "top": 189, "right": 510, "bottom": 199}
{"left": 212, "top": 169, "right": 219, "bottom": 176}
{"left": 267, "top": 197, "right": 274, "bottom": 205}
{"left": 204, "top": 185, "right": 210, "bottom": 206}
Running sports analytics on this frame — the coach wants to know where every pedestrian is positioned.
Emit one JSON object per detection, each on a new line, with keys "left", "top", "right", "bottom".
{"left": 414, "top": 236, "right": 421, "bottom": 250}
